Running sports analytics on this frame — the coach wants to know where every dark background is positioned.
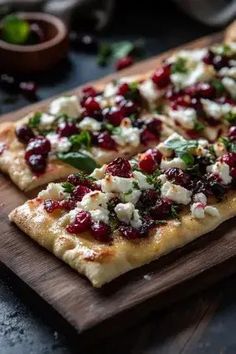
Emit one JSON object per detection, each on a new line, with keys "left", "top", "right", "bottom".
{"left": 1, "top": 1, "right": 236, "bottom": 353}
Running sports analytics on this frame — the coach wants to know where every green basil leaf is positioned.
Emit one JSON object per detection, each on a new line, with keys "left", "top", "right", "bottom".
{"left": 194, "top": 120, "right": 205, "bottom": 132}
{"left": 211, "top": 79, "right": 225, "bottom": 94}
{"left": 180, "top": 152, "right": 194, "bottom": 167}
{"left": 165, "top": 137, "right": 198, "bottom": 155}
{"left": 28, "top": 112, "right": 42, "bottom": 128}
{"left": 61, "top": 182, "right": 74, "bottom": 194}
{"left": 2, "top": 15, "right": 30, "bottom": 44}
{"left": 171, "top": 57, "right": 188, "bottom": 74}
{"left": 69, "top": 131, "right": 91, "bottom": 149}
{"left": 58, "top": 152, "right": 98, "bottom": 173}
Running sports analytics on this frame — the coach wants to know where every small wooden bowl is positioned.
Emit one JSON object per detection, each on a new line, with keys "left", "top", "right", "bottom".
{"left": 0, "top": 12, "right": 69, "bottom": 74}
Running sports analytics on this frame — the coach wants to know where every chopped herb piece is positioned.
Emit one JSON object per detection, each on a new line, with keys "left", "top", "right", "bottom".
{"left": 180, "top": 152, "right": 195, "bottom": 167}
{"left": 103, "top": 123, "right": 121, "bottom": 135}
{"left": 62, "top": 182, "right": 74, "bottom": 194}
{"left": 194, "top": 120, "right": 205, "bottom": 132}
{"left": 170, "top": 204, "right": 180, "bottom": 219}
{"left": 69, "top": 131, "right": 91, "bottom": 149}
{"left": 171, "top": 57, "right": 188, "bottom": 74}
{"left": 225, "top": 111, "right": 236, "bottom": 123}
{"left": 28, "top": 112, "right": 42, "bottom": 128}
{"left": 58, "top": 151, "right": 98, "bottom": 173}
{"left": 165, "top": 137, "right": 198, "bottom": 155}
{"left": 133, "top": 181, "right": 140, "bottom": 190}
{"left": 211, "top": 79, "right": 225, "bottom": 94}
{"left": 146, "top": 170, "right": 161, "bottom": 190}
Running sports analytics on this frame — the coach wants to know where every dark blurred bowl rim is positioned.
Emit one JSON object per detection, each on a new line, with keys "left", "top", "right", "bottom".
{"left": 0, "top": 12, "right": 67, "bottom": 52}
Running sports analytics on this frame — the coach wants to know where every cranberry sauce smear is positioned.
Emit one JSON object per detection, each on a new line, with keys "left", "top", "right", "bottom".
{"left": 16, "top": 125, "right": 35, "bottom": 144}
{"left": 106, "top": 157, "right": 132, "bottom": 178}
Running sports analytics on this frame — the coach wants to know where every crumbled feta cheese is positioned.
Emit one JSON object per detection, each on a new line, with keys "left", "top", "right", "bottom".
{"left": 222, "top": 77, "right": 236, "bottom": 99}
{"left": 169, "top": 48, "right": 207, "bottom": 63}
{"left": 160, "top": 157, "right": 186, "bottom": 170}
{"left": 39, "top": 183, "right": 66, "bottom": 200}
{"left": 201, "top": 99, "right": 232, "bottom": 119}
{"left": 89, "top": 165, "right": 106, "bottom": 179}
{"left": 213, "top": 142, "right": 227, "bottom": 157}
{"left": 112, "top": 118, "right": 140, "bottom": 147}
{"left": 39, "top": 113, "right": 56, "bottom": 127}
{"left": 219, "top": 66, "right": 236, "bottom": 79}
{"left": 191, "top": 202, "right": 205, "bottom": 219}
{"left": 49, "top": 95, "right": 81, "bottom": 118}
{"left": 122, "top": 190, "right": 141, "bottom": 204}
{"left": 139, "top": 79, "right": 162, "bottom": 106}
{"left": 80, "top": 190, "right": 110, "bottom": 210}
{"left": 103, "top": 82, "right": 118, "bottom": 97}
{"left": 133, "top": 170, "right": 153, "bottom": 190}
{"left": 114, "top": 202, "right": 142, "bottom": 229}
{"left": 168, "top": 107, "right": 196, "bottom": 129}
{"left": 193, "top": 193, "right": 207, "bottom": 205}
{"left": 90, "top": 208, "right": 109, "bottom": 224}
{"left": 78, "top": 117, "right": 102, "bottom": 131}
{"left": 207, "top": 161, "right": 232, "bottom": 185}
{"left": 204, "top": 206, "right": 220, "bottom": 217}
{"left": 157, "top": 174, "right": 167, "bottom": 184}
{"left": 161, "top": 181, "right": 192, "bottom": 205}
{"left": 46, "top": 133, "right": 71, "bottom": 153}
{"left": 157, "top": 133, "right": 185, "bottom": 157}
{"left": 101, "top": 175, "right": 134, "bottom": 194}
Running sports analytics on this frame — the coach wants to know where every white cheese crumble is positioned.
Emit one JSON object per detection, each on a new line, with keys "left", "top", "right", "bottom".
{"left": 90, "top": 209, "right": 109, "bottom": 224}
{"left": 39, "top": 113, "right": 56, "bottom": 127}
{"left": 201, "top": 99, "right": 232, "bottom": 120}
{"left": 80, "top": 190, "right": 110, "bottom": 210}
{"left": 46, "top": 133, "right": 71, "bottom": 153}
{"left": 204, "top": 206, "right": 220, "bottom": 217}
{"left": 161, "top": 181, "right": 192, "bottom": 205}
{"left": 101, "top": 175, "right": 134, "bottom": 194}
{"left": 193, "top": 193, "right": 207, "bottom": 205}
{"left": 191, "top": 202, "right": 219, "bottom": 219}
{"left": 168, "top": 107, "right": 197, "bottom": 129}
{"left": 112, "top": 118, "right": 140, "bottom": 147}
{"left": 139, "top": 79, "right": 163, "bottom": 106}
{"left": 114, "top": 202, "right": 142, "bottom": 229}
{"left": 160, "top": 157, "right": 186, "bottom": 170}
{"left": 78, "top": 117, "right": 101, "bottom": 131}
{"left": 39, "top": 183, "right": 67, "bottom": 200}
{"left": 133, "top": 170, "right": 153, "bottom": 190}
{"left": 103, "top": 82, "right": 118, "bottom": 98}
{"left": 89, "top": 165, "right": 106, "bottom": 179}
{"left": 122, "top": 189, "right": 141, "bottom": 205}
{"left": 49, "top": 95, "right": 81, "bottom": 118}
{"left": 207, "top": 161, "right": 232, "bottom": 185}
{"left": 219, "top": 66, "right": 236, "bottom": 79}
{"left": 222, "top": 77, "right": 236, "bottom": 99}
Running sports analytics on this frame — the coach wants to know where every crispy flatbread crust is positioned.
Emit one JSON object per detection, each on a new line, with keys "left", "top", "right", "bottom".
{"left": 225, "top": 20, "right": 236, "bottom": 43}
{"left": 9, "top": 192, "right": 236, "bottom": 287}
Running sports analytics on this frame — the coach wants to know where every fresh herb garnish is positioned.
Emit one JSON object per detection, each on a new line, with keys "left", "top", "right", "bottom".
{"left": 28, "top": 112, "right": 42, "bottom": 128}
{"left": 225, "top": 111, "right": 236, "bottom": 123}
{"left": 194, "top": 120, "right": 205, "bottom": 132}
{"left": 211, "top": 79, "right": 225, "bottom": 94}
{"left": 180, "top": 152, "right": 195, "bottom": 167}
{"left": 133, "top": 181, "right": 140, "bottom": 190}
{"left": 62, "top": 182, "right": 74, "bottom": 194}
{"left": 171, "top": 57, "right": 188, "bottom": 74}
{"left": 145, "top": 170, "right": 161, "bottom": 190}
{"left": 219, "top": 136, "right": 236, "bottom": 153}
{"left": 103, "top": 123, "right": 121, "bottom": 135}
{"left": 58, "top": 151, "right": 98, "bottom": 173}
{"left": 2, "top": 15, "right": 30, "bottom": 45}
{"left": 69, "top": 131, "right": 91, "bottom": 150}
{"left": 170, "top": 204, "right": 180, "bottom": 219}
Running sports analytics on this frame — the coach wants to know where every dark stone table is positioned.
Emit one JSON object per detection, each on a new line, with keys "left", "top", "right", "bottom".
{"left": 1, "top": 1, "right": 236, "bottom": 353}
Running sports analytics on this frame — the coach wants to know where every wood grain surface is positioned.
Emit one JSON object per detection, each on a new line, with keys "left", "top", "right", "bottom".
{"left": 2, "top": 30, "right": 236, "bottom": 335}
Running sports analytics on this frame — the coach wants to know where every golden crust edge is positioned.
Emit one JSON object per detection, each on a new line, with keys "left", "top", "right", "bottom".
{"left": 9, "top": 192, "right": 236, "bottom": 287}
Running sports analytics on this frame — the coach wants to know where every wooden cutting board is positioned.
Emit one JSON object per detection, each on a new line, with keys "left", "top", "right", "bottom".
{"left": 1, "top": 30, "right": 236, "bottom": 337}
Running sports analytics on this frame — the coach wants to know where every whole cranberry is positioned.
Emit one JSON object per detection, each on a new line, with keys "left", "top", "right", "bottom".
{"left": 116, "top": 56, "right": 134, "bottom": 71}
{"left": 146, "top": 119, "right": 162, "bottom": 135}
{"left": 231, "top": 167, "right": 236, "bottom": 179}
{"left": 139, "top": 149, "right": 162, "bottom": 174}
{"left": 106, "top": 157, "right": 132, "bottom": 178}
{"left": 203, "top": 50, "right": 215, "bottom": 65}
{"left": 103, "top": 106, "right": 124, "bottom": 126}
{"left": 140, "top": 129, "right": 157, "bottom": 145}
{"left": 66, "top": 211, "right": 91, "bottom": 234}
{"left": 139, "top": 189, "right": 159, "bottom": 206}
{"left": 213, "top": 55, "right": 229, "bottom": 70}
{"left": 72, "top": 185, "right": 91, "bottom": 201}
{"left": 91, "top": 221, "right": 111, "bottom": 242}
{"left": 165, "top": 168, "right": 191, "bottom": 188}
{"left": 119, "top": 225, "right": 141, "bottom": 239}
{"left": 150, "top": 198, "right": 172, "bottom": 219}
{"left": 44, "top": 199, "right": 60, "bottom": 213}
{"left": 57, "top": 121, "right": 78, "bottom": 137}
{"left": 16, "top": 125, "right": 35, "bottom": 144}
{"left": 82, "top": 85, "right": 97, "bottom": 98}
{"left": 228, "top": 126, "right": 236, "bottom": 140}
{"left": 25, "top": 136, "right": 51, "bottom": 158}
{"left": 96, "top": 132, "right": 116, "bottom": 150}
{"left": 185, "top": 83, "right": 215, "bottom": 99}
{"left": 26, "top": 154, "right": 47, "bottom": 173}
{"left": 152, "top": 64, "right": 171, "bottom": 89}
{"left": 221, "top": 153, "right": 236, "bottom": 167}
{"left": 83, "top": 97, "right": 101, "bottom": 115}
{"left": 119, "top": 99, "right": 139, "bottom": 116}
{"left": 117, "top": 82, "right": 130, "bottom": 96}
{"left": 60, "top": 199, "right": 77, "bottom": 211}
{"left": 171, "top": 95, "right": 191, "bottom": 110}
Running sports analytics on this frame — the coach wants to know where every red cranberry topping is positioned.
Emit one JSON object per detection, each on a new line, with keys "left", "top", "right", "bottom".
{"left": 60, "top": 199, "right": 77, "bottom": 211}
{"left": 212, "top": 55, "right": 229, "bottom": 71}
{"left": 15, "top": 125, "right": 35, "bottom": 144}
{"left": 165, "top": 168, "right": 192, "bottom": 188}
{"left": 185, "top": 83, "right": 215, "bottom": 99}
{"left": 117, "top": 82, "right": 130, "bottom": 96}
{"left": 140, "top": 129, "right": 158, "bottom": 145}
{"left": 72, "top": 185, "right": 91, "bottom": 201}
{"left": 25, "top": 136, "right": 51, "bottom": 158}
{"left": 119, "top": 225, "right": 141, "bottom": 239}
{"left": 103, "top": 106, "right": 124, "bottom": 126}
{"left": 83, "top": 96, "right": 101, "bottom": 114}
{"left": 150, "top": 198, "right": 172, "bottom": 219}
{"left": 231, "top": 167, "right": 236, "bottom": 179}
{"left": 171, "top": 95, "right": 191, "bottom": 110}
{"left": 139, "top": 189, "right": 159, "bottom": 206}
{"left": 66, "top": 211, "right": 91, "bottom": 234}
{"left": 152, "top": 64, "right": 171, "bottom": 89}
{"left": 146, "top": 119, "right": 162, "bottom": 135}
{"left": 203, "top": 50, "right": 215, "bottom": 65}
{"left": 44, "top": 199, "right": 60, "bottom": 213}
{"left": 26, "top": 154, "right": 47, "bottom": 173}
{"left": 228, "top": 126, "right": 236, "bottom": 140}
{"left": 116, "top": 56, "right": 134, "bottom": 71}
{"left": 186, "top": 129, "right": 200, "bottom": 139}
{"left": 139, "top": 149, "right": 162, "bottom": 174}
{"left": 67, "top": 173, "right": 99, "bottom": 190}
{"left": 221, "top": 153, "right": 236, "bottom": 168}
{"left": 106, "top": 157, "right": 132, "bottom": 178}
{"left": 96, "top": 132, "right": 116, "bottom": 150}
{"left": 91, "top": 221, "right": 111, "bottom": 242}
{"left": 82, "top": 85, "right": 97, "bottom": 97}
{"left": 119, "top": 99, "right": 139, "bottom": 116}
{"left": 57, "top": 121, "right": 78, "bottom": 137}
